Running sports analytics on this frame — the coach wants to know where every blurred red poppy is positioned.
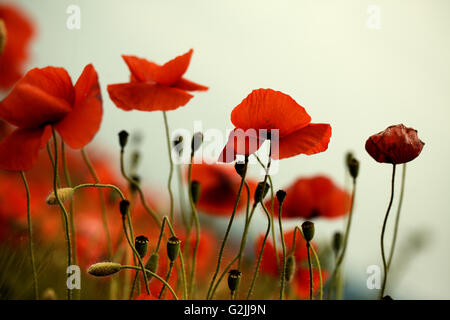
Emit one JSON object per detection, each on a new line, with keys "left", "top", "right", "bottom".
{"left": 0, "top": 4, "right": 34, "bottom": 90}
{"left": 365, "top": 124, "right": 424, "bottom": 164}
{"left": 0, "top": 64, "right": 102, "bottom": 171}
{"left": 268, "top": 175, "right": 351, "bottom": 219}
{"left": 188, "top": 163, "right": 257, "bottom": 216}
{"left": 292, "top": 268, "right": 326, "bottom": 299}
{"left": 135, "top": 292, "right": 158, "bottom": 300}
{"left": 108, "top": 49, "right": 208, "bottom": 112}
{"left": 219, "top": 89, "right": 331, "bottom": 162}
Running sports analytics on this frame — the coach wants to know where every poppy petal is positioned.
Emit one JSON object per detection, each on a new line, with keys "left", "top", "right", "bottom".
{"left": 55, "top": 64, "right": 102, "bottom": 149}
{"left": 154, "top": 49, "right": 193, "bottom": 85}
{"left": 0, "top": 127, "right": 49, "bottom": 171}
{"left": 218, "top": 128, "right": 265, "bottom": 163}
{"left": 173, "top": 77, "right": 208, "bottom": 91}
{"left": 275, "top": 123, "right": 331, "bottom": 160}
{"left": 0, "top": 67, "right": 73, "bottom": 128}
{"left": 231, "top": 89, "right": 312, "bottom": 137}
{"left": 107, "top": 82, "right": 193, "bottom": 112}
{"left": 122, "top": 55, "right": 158, "bottom": 83}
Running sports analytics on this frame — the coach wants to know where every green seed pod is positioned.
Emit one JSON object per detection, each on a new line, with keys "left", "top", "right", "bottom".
{"left": 254, "top": 181, "right": 270, "bottom": 203}
{"left": 167, "top": 236, "right": 181, "bottom": 262}
{"left": 276, "top": 189, "right": 287, "bottom": 205}
{"left": 227, "top": 269, "right": 242, "bottom": 292}
{"left": 191, "top": 180, "right": 201, "bottom": 205}
{"left": 332, "top": 232, "right": 342, "bottom": 257}
{"left": 119, "top": 200, "right": 130, "bottom": 219}
{"left": 135, "top": 235, "right": 149, "bottom": 258}
{"left": 285, "top": 255, "right": 296, "bottom": 282}
{"left": 118, "top": 130, "right": 129, "bottom": 149}
{"left": 87, "top": 262, "right": 122, "bottom": 277}
{"left": 46, "top": 188, "right": 74, "bottom": 205}
{"left": 301, "top": 221, "right": 315, "bottom": 242}
{"left": 145, "top": 252, "right": 159, "bottom": 274}
{"left": 191, "top": 132, "right": 203, "bottom": 154}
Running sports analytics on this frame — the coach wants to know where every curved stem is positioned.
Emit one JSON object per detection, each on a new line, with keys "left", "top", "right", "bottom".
{"left": 20, "top": 171, "right": 39, "bottom": 300}
{"left": 73, "top": 183, "right": 125, "bottom": 200}
{"left": 187, "top": 158, "right": 200, "bottom": 299}
{"left": 159, "top": 261, "right": 174, "bottom": 299}
{"left": 162, "top": 111, "right": 175, "bottom": 224}
{"left": 306, "top": 242, "right": 313, "bottom": 300}
{"left": 379, "top": 164, "right": 397, "bottom": 299}
{"left": 209, "top": 255, "right": 240, "bottom": 300}
{"left": 237, "top": 182, "right": 252, "bottom": 270}
{"left": 278, "top": 200, "right": 287, "bottom": 300}
{"left": 310, "top": 245, "right": 323, "bottom": 300}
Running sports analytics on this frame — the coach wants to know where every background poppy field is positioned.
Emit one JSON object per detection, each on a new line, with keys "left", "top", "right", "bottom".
{"left": 1, "top": 0, "right": 449, "bottom": 300}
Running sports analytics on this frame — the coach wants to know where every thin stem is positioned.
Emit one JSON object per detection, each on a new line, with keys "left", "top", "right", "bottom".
{"left": 20, "top": 171, "right": 39, "bottom": 300}
{"left": 209, "top": 255, "right": 240, "bottom": 300}
{"left": 379, "top": 164, "right": 397, "bottom": 299}
{"left": 176, "top": 164, "right": 188, "bottom": 229}
{"left": 306, "top": 242, "right": 313, "bottom": 300}
{"left": 50, "top": 127, "right": 72, "bottom": 300}
{"left": 206, "top": 159, "right": 248, "bottom": 299}
{"left": 121, "top": 266, "right": 178, "bottom": 300}
{"left": 278, "top": 200, "right": 287, "bottom": 300}
{"left": 73, "top": 183, "right": 125, "bottom": 200}
{"left": 310, "top": 245, "right": 323, "bottom": 300}
{"left": 237, "top": 183, "right": 253, "bottom": 270}
{"left": 187, "top": 158, "right": 200, "bottom": 299}
{"left": 387, "top": 163, "right": 406, "bottom": 269}
{"left": 159, "top": 261, "right": 174, "bottom": 299}
{"left": 162, "top": 111, "right": 175, "bottom": 224}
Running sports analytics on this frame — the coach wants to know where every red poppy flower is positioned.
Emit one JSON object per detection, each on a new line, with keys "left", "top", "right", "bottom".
{"left": 188, "top": 163, "right": 257, "bottom": 216}
{"left": 219, "top": 89, "right": 331, "bottom": 162}
{"left": 365, "top": 124, "right": 425, "bottom": 164}
{"left": 107, "top": 49, "right": 208, "bottom": 112}
{"left": 268, "top": 175, "right": 351, "bottom": 219}
{"left": 0, "top": 4, "right": 34, "bottom": 90}
{"left": 0, "top": 64, "right": 102, "bottom": 171}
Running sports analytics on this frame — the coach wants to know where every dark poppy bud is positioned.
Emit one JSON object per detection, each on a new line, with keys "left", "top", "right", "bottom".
{"left": 135, "top": 235, "right": 149, "bottom": 258}
{"left": 332, "top": 232, "right": 342, "bottom": 256}
{"left": 118, "top": 130, "right": 129, "bottom": 149}
{"left": 227, "top": 269, "right": 242, "bottom": 292}
{"left": 348, "top": 158, "right": 360, "bottom": 179}
{"left": 167, "top": 236, "right": 181, "bottom": 262}
{"left": 254, "top": 181, "right": 270, "bottom": 203}
{"left": 234, "top": 162, "right": 247, "bottom": 178}
{"left": 302, "top": 221, "right": 315, "bottom": 242}
{"left": 119, "top": 200, "right": 130, "bottom": 219}
{"left": 191, "top": 180, "right": 201, "bottom": 205}
{"left": 145, "top": 252, "right": 159, "bottom": 274}
{"left": 0, "top": 19, "right": 6, "bottom": 55}
{"left": 191, "top": 132, "right": 203, "bottom": 155}
{"left": 276, "top": 190, "right": 287, "bottom": 205}
{"left": 285, "top": 255, "right": 296, "bottom": 282}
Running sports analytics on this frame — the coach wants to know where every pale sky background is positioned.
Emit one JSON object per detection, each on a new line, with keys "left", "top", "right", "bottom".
{"left": 8, "top": 0, "right": 450, "bottom": 299}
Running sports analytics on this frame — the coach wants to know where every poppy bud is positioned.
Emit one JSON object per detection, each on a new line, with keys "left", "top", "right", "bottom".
{"left": 254, "top": 181, "right": 270, "bottom": 203}
{"left": 42, "top": 288, "right": 57, "bottom": 300}
{"left": 191, "top": 132, "right": 203, "bottom": 155}
{"left": 119, "top": 200, "right": 130, "bottom": 220}
{"left": 227, "top": 269, "right": 242, "bottom": 292}
{"left": 191, "top": 180, "right": 201, "bottom": 205}
{"left": 302, "top": 221, "right": 315, "bottom": 242}
{"left": 87, "top": 262, "right": 122, "bottom": 277}
{"left": 285, "top": 255, "right": 296, "bottom": 282}
{"left": 348, "top": 158, "right": 360, "bottom": 179}
{"left": 118, "top": 130, "right": 129, "bottom": 149}
{"left": 332, "top": 232, "right": 342, "bottom": 256}
{"left": 276, "top": 190, "right": 287, "bottom": 205}
{"left": 135, "top": 235, "right": 149, "bottom": 258}
{"left": 0, "top": 19, "right": 6, "bottom": 55}
{"left": 167, "top": 236, "right": 181, "bottom": 262}
{"left": 46, "top": 188, "right": 74, "bottom": 205}
{"left": 234, "top": 161, "right": 247, "bottom": 178}
{"left": 145, "top": 252, "right": 159, "bottom": 274}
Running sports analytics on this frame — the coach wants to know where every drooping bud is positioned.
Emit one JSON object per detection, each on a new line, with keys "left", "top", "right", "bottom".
{"left": 332, "top": 232, "right": 342, "bottom": 257}
{"left": 87, "top": 262, "right": 122, "bottom": 277}
{"left": 118, "top": 130, "right": 129, "bottom": 149}
{"left": 285, "top": 255, "right": 296, "bottom": 282}
{"left": 348, "top": 157, "right": 360, "bottom": 179}
{"left": 227, "top": 269, "right": 242, "bottom": 292}
{"left": 254, "top": 181, "right": 270, "bottom": 203}
{"left": 119, "top": 200, "right": 130, "bottom": 220}
{"left": 167, "top": 236, "right": 181, "bottom": 262}
{"left": 46, "top": 188, "right": 74, "bottom": 205}
{"left": 135, "top": 235, "right": 149, "bottom": 258}
{"left": 191, "top": 132, "right": 203, "bottom": 155}
{"left": 301, "top": 221, "right": 315, "bottom": 242}
{"left": 0, "top": 19, "right": 6, "bottom": 55}
{"left": 276, "top": 190, "right": 287, "bottom": 205}
{"left": 191, "top": 180, "right": 201, "bottom": 205}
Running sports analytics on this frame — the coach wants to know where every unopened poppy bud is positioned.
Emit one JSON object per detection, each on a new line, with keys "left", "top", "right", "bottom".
{"left": 254, "top": 181, "right": 270, "bottom": 203}
{"left": 348, "top": 158, "right": 360, "bottom": 179}
{"left": 191, "top": 132, "right": 203, "bottom": 155}
{"left": 285, "top": 255, "right": 296, "bottom": 282}
{"left": 167, "top": 236, "right": 181, "bottom": 262}
{"left": 135, "top": 235, "right": 149, "bottom": 258}
{"left": 145, "top": 252, "right": 159, "bottom": 274}
{"left": 42, "top": 288, "right": 57, "bottom": 300}
{"left": 119, "top": 200, "right": 130, "bottom": 219}
{"left": 302, "top": 221, "right": 315, "bottom": 242}
{"left": 87, "top": 262, "right": 122, "bottom": 277}
{"left": 227, "top": 269, "right": 242, "bottom": 292}
{"left": 0, "top": 19, "right": 6, "bottom": 55}
{"left": 118, "top": 130, "right": 129, "bottom": 149}
{"left": 191, "top": 180, "right": 201, "bottom": 204}
{"left": 276, "top": 190, "right": 287, "bottom": 205}
{"left": 332, "top": 232, "right": 342, "bottom": 256}
{"left": 46, "top": 188, "right": 74, "bottom": 205}
{"left": 234, "top": 162, "right": 247, "bottom": 178}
